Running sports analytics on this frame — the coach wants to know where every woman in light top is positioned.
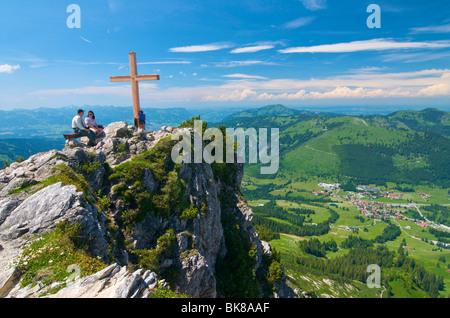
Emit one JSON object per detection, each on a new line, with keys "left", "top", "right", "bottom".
{"left": 85, "top": 110, "right": 104, "bottom": 136}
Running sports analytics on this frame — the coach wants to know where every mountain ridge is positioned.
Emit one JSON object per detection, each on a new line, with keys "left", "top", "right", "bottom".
{"left": 0, "top": 121, "right": 295, "bottom": 298}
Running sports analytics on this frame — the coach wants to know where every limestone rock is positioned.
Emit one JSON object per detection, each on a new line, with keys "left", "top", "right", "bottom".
{"left": 0, "top": 182, "right": 108, "bottom": 260}
{"left": 104, "top": 121, "right": 129, "bottom": 138}
{"left": 0, "top": 121, "right": 295, "bottom": 299}
{"left": 45, "top": 264, "right": 159, "bottom": 298}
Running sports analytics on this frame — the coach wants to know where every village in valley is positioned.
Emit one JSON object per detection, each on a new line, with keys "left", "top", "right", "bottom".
{"left": 314, "top": 182, "right": 450, "bottom": 249}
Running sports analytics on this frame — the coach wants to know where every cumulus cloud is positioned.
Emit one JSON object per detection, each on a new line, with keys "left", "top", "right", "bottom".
{"left": 0, "top": 64, "right": 20, "bottom": 74}
{"left": 27, "top": 69, "right": 450, "bottom": 104}
{"left": 202, "top": 88, "right": 257, "bottom": 102}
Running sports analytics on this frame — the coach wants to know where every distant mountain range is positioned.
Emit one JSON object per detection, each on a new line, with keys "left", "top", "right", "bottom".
{"left": 1, "top": 105, "right": 449, "bottom": 173}
{"left": 0, "top": 106, "right": 217, "bottom": 139}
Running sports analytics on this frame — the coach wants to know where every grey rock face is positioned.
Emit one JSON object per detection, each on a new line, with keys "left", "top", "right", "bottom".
{"left": 178, "top": 162, "right": 226, "bottom": 271}
{"left": 43, "top": 263, "right": 164, "bottom": 298}
{"left": 178, "top": 252, "right": 216, "bottom": 298}
{"left": 0, "top": 182, "right": 108, "bottom": 259}
{"left": 142, "top": 168, "right": 158, "bottom": 193}
{"left": 0, "top": 121, "right": 294, "bottom": 299}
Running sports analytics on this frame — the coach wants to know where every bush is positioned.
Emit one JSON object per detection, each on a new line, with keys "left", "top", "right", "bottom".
{"left": 267, "top": 261, "right": 283, "bottom": 283}
{"left": 135, "top": 228, "right": 176, "bottom": 275}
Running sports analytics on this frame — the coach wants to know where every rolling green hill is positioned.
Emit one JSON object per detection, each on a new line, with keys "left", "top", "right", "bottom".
{"left": 219, "top": 105, "right": 449, "bottom": 298}
{"left": 365, "top": 108, "right": 450, "bottom": 137}
{"left": 220, "top": 106, "right": 450, "bottom": 188}
{"left": 0, "top": 138, "right": 65, "bottom": 168}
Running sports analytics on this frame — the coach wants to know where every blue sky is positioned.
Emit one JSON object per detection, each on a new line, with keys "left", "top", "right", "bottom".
{"left": 0, "top": 0, "right": 449, "bottom": 110}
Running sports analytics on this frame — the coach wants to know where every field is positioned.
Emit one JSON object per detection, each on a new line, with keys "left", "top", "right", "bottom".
{"left": 244, "top": 177, "right": 450, "bottom": 298}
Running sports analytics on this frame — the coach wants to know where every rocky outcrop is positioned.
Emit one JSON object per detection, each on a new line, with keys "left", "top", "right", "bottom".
{"left": 0, "top": 121, "right": 295, "bottom": 299}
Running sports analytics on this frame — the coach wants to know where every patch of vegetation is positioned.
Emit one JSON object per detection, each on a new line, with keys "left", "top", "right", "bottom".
{"left": 15, "top": 221, "right": 106, "bottom": 291}
{"left": 255, "top": 225, "right": 276, "bottom": 241}
{"left": 79, "top": 161, "right": 102, "bottom": 174}
{"left": 149, "top": 286, "right": 189, "bottom": 298}
{"left": 297, "top": 238, "right": 338, "bottom": 258}
{"left": 422, "top": 205, "right": 450, "bottom": 227}
{"left": 152, "top": 171, "right": 189, "bottom": 219}
{"left": 114, "top": 143, "right": 127, "bottom": 154}
{"left": 180, "top": 204, "right": 199, "bottom": 220}
{"left": 111, "top": 137, "right": 190, "bottom": 224}
{"left": 135, "top": 228, "right": 177, "bottom": 277}
{"left": 9, "top": 164, "right": 93, "bottom": 201}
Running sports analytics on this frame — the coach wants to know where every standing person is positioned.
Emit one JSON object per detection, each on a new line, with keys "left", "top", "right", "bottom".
{"left": 139, "top": 110, "right": 146, "bottom": 131}
{"left": 85, "top": 110, "right": 104, "bottom": 137}
{"left": 72, "top": 109, "right": 97, "bottom": 146}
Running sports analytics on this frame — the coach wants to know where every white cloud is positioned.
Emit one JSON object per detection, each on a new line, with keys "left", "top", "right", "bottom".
{"left": 138, "top": 61, "right": 192, "bottom": 65}
{"left": 212, "top": 60, "right": 274, "bottom": 67}
{"left": 348, "top": 66, "right": 387, "bottom": 73}
{"left": 0, "top": 64, "right": 20, "bottom": 74}
{"left": 382, "top": 51, "right": 450, "bottom": 63}
{"left": 410, "top": 23, "right": 450, "bottom": 34}
{"left": 279, "top": 39, "right": 450, "bottom": 53}
{"left": 230, "top": 45, "right": 274, "bottom": 54}
{"left": 80, "top": 36, "right": 92, "bottom": 44}
{"left": 169, "top": 43, "right": 233, "bottom": 53}
{"left": 202, "top": 88, "right": 257, "bottom": 102}
{"left": 282, "top": 16, "right": 316, "bottom": 29}
{"left": 202, "top": 69, "right": 450, "bottom": 101}
{"left": 223, "top": 73, "right": 268, "bottom": 80}
{"left": 299, "top": 0, "right": 326, "bottom": 11}
{"left": 26, "top": 69, "right": 450, "bottom": 104}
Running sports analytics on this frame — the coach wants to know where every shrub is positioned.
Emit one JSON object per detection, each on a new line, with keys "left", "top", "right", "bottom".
{"left": 181, "top": 204, "right": 198, "bottom": 220}
{"left": 135, "top": 228, "right": 176, "bottom": 275}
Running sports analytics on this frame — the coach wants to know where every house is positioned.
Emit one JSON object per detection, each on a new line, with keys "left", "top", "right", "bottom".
{"left": 318, "top": 183, "right": 340, "bottom": 190}
{"left": 357, "top": 185, "right": 380, "bottom": 193}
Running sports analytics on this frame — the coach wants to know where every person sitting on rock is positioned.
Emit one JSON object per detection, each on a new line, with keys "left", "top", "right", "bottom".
{"left": 72, "top": 109, "right": 97, "bottom": 147}
{"left": 85, "top": 110, "right": 104, "bottom": 137}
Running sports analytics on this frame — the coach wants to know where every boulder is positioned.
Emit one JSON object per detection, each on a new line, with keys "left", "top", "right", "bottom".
{"left": 0, "top": 182, "right": 108, "bottom": 260}
{"left": 104, "top": 122, "right": 129, "bottom": 138}
{"left": 45, "top": 264, "right": 160, "bottom": 298}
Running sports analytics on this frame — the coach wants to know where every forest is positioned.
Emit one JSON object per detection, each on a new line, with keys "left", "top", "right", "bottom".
{"left": 252, "top": 201, "right": 339, "bottom": 237}
{"left": 295, "top": 245, "right": 445, "bottom": 298}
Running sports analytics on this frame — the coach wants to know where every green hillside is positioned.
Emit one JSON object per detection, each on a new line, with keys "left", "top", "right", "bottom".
{"left": 222, "top": 108, "right": 450, "bottom": 189}
{"left": 0, "top": 138, "right": 65, "bottom": 167}
{"left": 220, "top": 105, "right": 450, "bottom": 298}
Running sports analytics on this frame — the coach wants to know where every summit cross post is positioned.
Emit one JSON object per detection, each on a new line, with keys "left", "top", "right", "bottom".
{"left": 110, "top": 52, "right": 160, "bottom": 127}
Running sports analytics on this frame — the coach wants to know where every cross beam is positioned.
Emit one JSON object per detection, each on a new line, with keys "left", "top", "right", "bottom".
{"left": 110, "top": 52, "right": 160, "bottom": 127}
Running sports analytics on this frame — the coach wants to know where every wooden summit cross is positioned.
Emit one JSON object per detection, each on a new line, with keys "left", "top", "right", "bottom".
{"left": 110, "top": 52, "right": 160, "bottom": 127}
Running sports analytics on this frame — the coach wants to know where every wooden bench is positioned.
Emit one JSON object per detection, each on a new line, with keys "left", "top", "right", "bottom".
{"left": 63, "top": 133, "right": 83, "bottom": 140}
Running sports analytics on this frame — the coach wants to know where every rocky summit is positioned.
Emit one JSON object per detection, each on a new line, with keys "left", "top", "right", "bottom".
{"left": 0, "top": 121, "right": 296, "bottom": 298}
